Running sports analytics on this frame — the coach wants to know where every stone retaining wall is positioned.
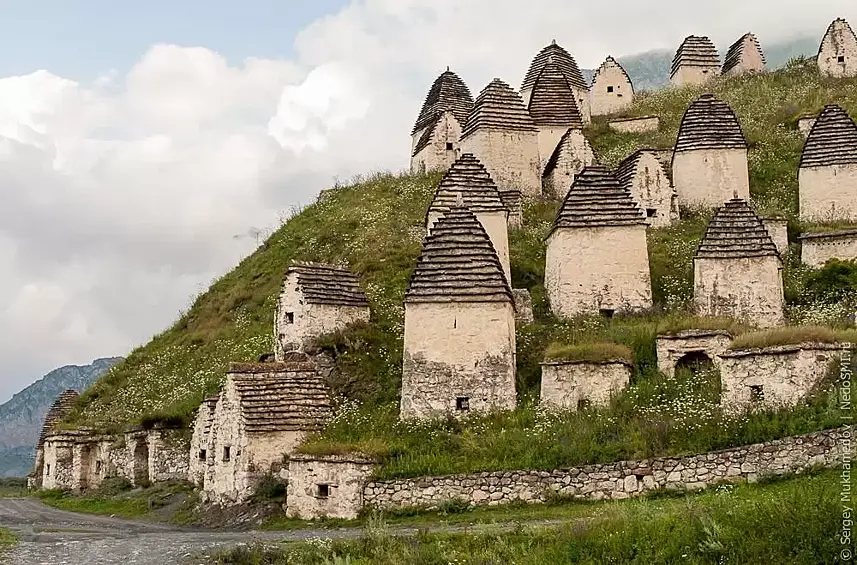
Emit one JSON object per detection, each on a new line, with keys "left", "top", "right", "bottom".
{"left": 363, "top": 427, "right": 848, "bottom": 509}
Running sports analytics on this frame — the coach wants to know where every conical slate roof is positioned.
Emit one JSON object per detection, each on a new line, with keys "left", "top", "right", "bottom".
{"left": 550, "top": 165, "right": 646, "bottom": 233}
{"left": 675, "top": 94, "right": 747, "bottom": 152}
{"left": 670, "top": 36, "right": 720, "bottom": 79}
{"left": 286, "top": 262, "right": 369, "bottom": 307}
{"left": 461, "top": 79, "right": 537, "bottom": 138}
{"left": 521, "top": 40, "right": 588, "bottom": 92}
{"left": 799, "top": 104, "right": 857, "bottom": 168}
{"left": 412, "top": 69, "right": 474, "bottom": 135}
{"left": 38, "top": 390, "right": 79, "bottom": 449}
{"left": 722, "top": 33, "right": 766, "bottom": 74}
{"left": 695, "top": 198, "right": 779, "bottom": 259}
{"left": 528, "top": 61, "right": 584, "bottom": 128}
{"left": 427, "top": 154, "right": 506, "bottom": 215}
{"left": 406, "top": 207, "right": 512, "bottom": 303}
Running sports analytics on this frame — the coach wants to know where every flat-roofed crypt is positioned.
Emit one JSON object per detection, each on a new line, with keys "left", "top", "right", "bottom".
{"left": 670, "top": 35, "right": 720, "bottom": 87}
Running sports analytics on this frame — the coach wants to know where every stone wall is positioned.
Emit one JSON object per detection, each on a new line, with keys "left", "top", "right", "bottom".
{"left": 800, "top": 229, "right": 857, "bottom": 268}
{"left": 655, "top": 330, "right": 733, "bottom": 378}
{"left": 672, "top": 148, "right": 750, "bottom": 209}
{"left": 590, "top": 62, "right": 633, "bottom": 117}
{"left": 798, "top": 115, "right": 817, "bottom": 138}
{"left": 460, "top": 129, "right": 541, "bottom": 197}
{"left": 540, "top": 360, "right": 631, "bottom": 410}
{"left": 410, "top": 112, "right": 464, "bottom": 174}
{"left": 537, "top": 126, "right": 570, "bottom": 171}
{"left": 545, "top": 225, "right": 652, "bottom": 318}
{"left": 149, "top": 428, "right": 190, "bottom": 482}
{"left": 499, "top": 190, "right": 523, "bottom": 229}
{"left": 762, "top": 217, "right": 789, "bottom": 256}
{"left": 286, "top": 454, "right": 375, "bottom": 520}
{"left": 427, "top": 210, "right": 510, "bottom": 284}
{"left": 542, "top": 129, "right": 595, "bottom": 198}
{"left": 401, "top": 301, "right": 517, "bottom": 420}
{"left": 818, "top": 20, "right": 857, "bottom": 78}
{"left": 671, "top": 65, "right": 719, "bottom": 87}
{"left": 608, "top": 116, "right": 659, "bottom": 134}
{"left": 719, "top": 343, "right": 846, "bottom": 412}
{"left": 41, "top": 435, "right": 75, "bottom": 490}
{"left": 363, "top": 428, "right": 848, "bottom": 510}
{"left": 624, "top": 152, "right": 678, "bottom": 228}
{"left": 693, "top": 255, "right": 785, "bottom": 328}
{"left": 512, "top": 289, "right": 534, "bottom": 324}
{"left": 799, "top": 164, "right": 857, "bottom": 222}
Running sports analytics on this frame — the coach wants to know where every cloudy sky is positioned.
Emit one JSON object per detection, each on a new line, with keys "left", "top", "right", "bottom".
{"left": 0, "top": 0, "right": 854, "bottom": 402}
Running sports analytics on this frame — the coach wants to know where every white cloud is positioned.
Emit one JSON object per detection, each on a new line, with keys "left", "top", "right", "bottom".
{"left": 0, "top": 0, "right": 855, "bottom": 401}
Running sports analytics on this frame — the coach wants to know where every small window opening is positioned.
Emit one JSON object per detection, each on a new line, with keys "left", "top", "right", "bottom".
{"left": 456, "top": 397, "right": 470, "bottom": 411}
{"left": 95, "top": 460, "right": 103, "bottom": 474}
{"left": 607, "top": 86, "right": 614, "bottom": 93}
{"left": 646, "top": 208, "right": 657, "bottom": 218}
{"left": 199, "top": 449, "right": 207, "bottom": 461}
{"left": 749, "top": 385, "right": 764, "bottom": 403}
{"left": 702, "top": 69, "right": 709, "bottom": 74}
{"left": 46, "top": 464, "right": 51, "bottom": 476}
{"left": 838, "top": 56, "right": 846, "bottom": 63}
{"left": 223, "top": 446, "right": 231, "bottom": 462}
{"left": 577, "top": 398, "right": 591, "bottom": 410}
{"left": 285, "top": 312, "right": 294, "bottom": 324}
{"left": 317, "top": 484, "right": 330, "bottom": 498}
{"left": 445, "top": 142, "right": 454, "bottom": 150}
{"left": 617, "top": 93, "right": 623, "bottom": 98}
{"left": 599, "top": 308, "right": 615, "bottom": 319}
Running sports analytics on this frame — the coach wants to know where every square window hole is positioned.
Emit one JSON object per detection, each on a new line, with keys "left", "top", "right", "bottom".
{"left": 445, "top": 142, "right": 454, "bottom": 150}
{"left": 284, "top": 312, "right": 294, "bottom": 324}
{"left": 749, "top": 385, "right": 764, "bottom": 403}
{"left": 577, "top": 398, "right": 591, "bottom": 410}
{"left": 456, "top": 397, "right": 470, "bottom": 411}
{"left": 599, "top": 308, "right": 615, "bottom": 319}
{"left": 646, "top": 208, "right": 657, "bottom": 218}
{"left": 838, "top": 56, "right": 845, "bottom": 63}
{"left": 223, "top": 446, "right": 231, "bottom": 462}
{"left": 607, "top": 86, "right": 614, "bottom": 93}
{"left": 95, "top": 460, "right": 103, "bottom": 474}
{"left": 199, "top": 449, "right": 207, "bottom": 461}
{"left": 317, "top": 484, "right": 330, "bottom": 498}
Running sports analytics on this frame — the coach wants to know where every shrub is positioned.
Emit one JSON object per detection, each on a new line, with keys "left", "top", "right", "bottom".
{"left": 803, "top": 258, "right": 857, "bottom": 303}
{"left": 251, "top": 474, "right": 287, "bottom": 502}
{"left": 97, "top": 476, "right": 134, "bottom": 496}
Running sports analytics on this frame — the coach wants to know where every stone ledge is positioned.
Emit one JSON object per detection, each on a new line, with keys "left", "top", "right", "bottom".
{"left": 656, "top": 329, "right": 733, "bottom": 340}
{"left": 720, "top": 341, "right": 852, "bottom": 358}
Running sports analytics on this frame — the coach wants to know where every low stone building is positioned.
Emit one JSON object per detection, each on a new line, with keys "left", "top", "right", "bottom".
{"left": 608, "top": 116, "right": 660, "bottom": 134}
{"left": 41, "top": 430, "right": 84, "bottom": 490}
{"left": 615, "top": 149, "right": 679, "bottom": 228}
{"left": 655, "top": 330, "right": 732, "bottom": 378}
{"left": 672, "top": 94, "right": 750, "bottom": 208}
{"left": 528, "top": 59, "right": 586, "bottom": 170}
{"left": 545, "top": 165, "right": 652, "bottom": 318}
{"left": 410, "top": 68, "right": 474, "bottom": 174}
{"left": 427, "top": 154, "right": 511, "bottom": 282}
{"left": 761, "top": 216, "right": 789, "bottom": 256}
{"left": 30, "top": 389, "right": 78, "bottom": 489}
{"left": 460, "top": 79, "right": 541, "bottom": 197}
{"left": 189, "top": 395, "right": 219, "bottom": 486}
{"left": 204, "top": 355, "right": 333, "bottom": 504}
{"left": 275, "top": 262, "right": 370, "bottom": 357}
{"left": 798, "top": 104, "right": 857, "bottom": 222}
{"left": 285, "top": 453, "right": 375, "bottom": 520}
{"left": 719, "top": 342, "right": 848, "bottom": 413}
{"left": 541, "top": 128, "right": 596, "bottom": 198}
{"left": 817, "top": 18, "right": 857, "bottom": 78}
{"left": 693, "top": 198, "right": 785, "bottom": 328}
{"left": 721, "top": 33, "right": 766, "bottom": 75}
{"left": 401, "top": 206, "right": 517, "bottom": 420}
{"left": 670, "top": 36, "right": 720, "bottom": 87}
{"left": 499, "top": 189, "right": 523, "bottom": 229}
{"left": 540, "top": 357, "right": 632, "bottom": 410}
{"left": 798, "top": 229, "right": 857, "bottom": 268}
{"left": 520, "top": 40, "right": 591, "bottom": 123}
{"left": 590, "top": 56, "right": 634, "bottom": 116}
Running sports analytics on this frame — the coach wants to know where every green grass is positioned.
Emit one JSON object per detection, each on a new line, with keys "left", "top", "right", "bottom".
{"left": 216, "top": 469, "right": 845, "bottom": 564}
{"left": 0, "top": 477, "right": 27, "bottom": 498}
{"left": 729, "top": 326, "right": 857, "bottom": 349}
{"left": 0, "top": 527, "right": 17, "bottom": 549}
{"left": 543, "top": 342, "right": 633, "bottom": 363}
{"left": 37, "top": 480, "right": 197, "bottom": 522}
{"left": 655, "top": 315, "right": 749, "bottom": 336}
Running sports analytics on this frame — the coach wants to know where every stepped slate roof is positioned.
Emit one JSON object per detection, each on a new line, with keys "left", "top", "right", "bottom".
{"left": 799, "top": 104, "right": 857, "bottom": 168}
{"left": 542, "top": 128, "right": 585, "bottom": 178}
{"left": 818, "top": 19, "right": 857, "bottom": 57}
{"left": 198, "top": 395, "right": 219, "bottom": 436}
{"left": 427, "top": 154, "right": 506, "bottom": 215}
{"left": 528, "top": 61, "right": 584, "bottom": 128}
{"left": 670, "top": 36, "right": 720, "bottom": 79}
{"left": 285, "top": 263, "right": 369, "bottom": 307}
{"left": 675, "top": 94, "right": 748, "bottom": 152}
{"left": 228, "top": 353, "right": 332, "bottom": 433}
{"left": 521, "top": 40, "right": 588, "bottom": 92}
{"left": 550, "top": 165, "right": 646, "bottom": 233}
{"left": 615, "top": 149, "right": 658, "bottom": 189}
{"left": 592, "top": 56, "right": 634, "bottom": 93}
{"left": 412, "top": 69, "right": 474, "bottom": 135}
{"left": 462, "top": 79, "right": 537, "bottom": 138}
{"left": 695, "top": 198, "right": 779, "bottom": 259}
{"left": 722, "top": 33, "right": 766, "bottom": 74}
{"left": 406, "top": 206, "right": 512, "bottom": 303}
{"left": 38, "top": 390, "right": 79, "bottom": 449}
{"left": 411, "top": 117, "right": 439, "bottom": 156}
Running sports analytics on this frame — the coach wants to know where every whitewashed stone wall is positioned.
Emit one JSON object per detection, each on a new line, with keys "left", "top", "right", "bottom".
{"left": 590, "top": 63, "right": 633, "bottom": 117}
{"left": 672, "top": 148, "right": 750, "bottom": 209}
{"left": 693, "top": 256, "right": 785, "bottom": 328}
{"left": 545, "top": 225, "right": 652, "bottom": 318}
{"left": 818, "top": 20, "right": 857, "bottom": 78}
{"left": 798, "top": 116, "right": 817, "bottom": 138}
{"left": 609, "top": 116, "right": 659, "bottom": 134}
{"left": 410, "top": 112, "right": 464, "bottom": 174}
{"left": 401, "top": 301, "right": 517, "bottom": 420}
{"left": 149, "top": 429, "right": 190, "bottom": 482}
{"left": 363, "top": 428, "right": 848, "bottom": 510}
{"left": 460, "top": 130, "right": 541, "bottom": 197}
{"left": 41, "top": 435, "right": 75, "bottom": 490}
{"left": 427, "top": 211, "right": 510, "bottom": 284}
{"left": 275, "top": 275, "right": 370, "bottom": 358}
{"left": 512, "top": 289, "right": 534, "bottom": 324}
{"left": 625, "top": 152, "right": 679, "bottom": 228}
{"left": 762, "top": 217, "right": 789, "bottom": 256}
{"left": 723, "top": 37, "right": 765, "bottom": 75}
{"left": 499, "top": 190, "right": 523, "bottom": 229}
{"left": 656, "top": 330, "right": 733, "bottom": 378}
{"left": 542, "top": 130, "right": 596, "bottom": 198}
{"left": 540, "top": 360, "right": 631, "bottom": 410}
{"left": 189, "top": 401, "right": 217, "bottom": 486}
{"left": 799, "top": 164, "right": 857, "bottom": 222}
{"left": 286, "top": 454, "right": 375, "bottom": 520}
{"left": 671, "top": 66, "right": 719, "bottom": 87}
{"left": 719, "top": 343, "right": 847, "bottom": 413}
{"left": 800, "top": 230, "right": 857, "bottom": 268}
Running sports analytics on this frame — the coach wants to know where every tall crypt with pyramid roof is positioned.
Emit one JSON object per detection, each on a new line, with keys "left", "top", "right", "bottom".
{"left": 521, "top": 40, "right": 591, "bottom": 123}
{"left": 693, "top": 198, "right": 785, "bottom": 328}
{"left": 589, "top": 56, "right": 634, "bottom": 117}
{"left": 670, "top": 36, "right": 720, "bottom": 87}
{"left": 30, "top": 390, "right": 79, "bottom": 489}
{"left": 615, "top": 149, "right": 679, "bottom": 228}
{"left": 410, "top": 69, "right": 474, "bottom": 174}
{"left": 401, "top": 207, "right": 517, "bottom": 421}
{"left": 541, "top": 126, "right": 597, "bottom": 199}
{"left": 798, "top": 104, "right": 857, "bottom": 222}
{"left": 527, "top": 59, "right": 586, "bottom": 170}
{"left": 671, "top": 94, "right": 750, "bottom": 208}
{"left": 817, "top": 18, "right": 857, "bottom": 78}
{"left": 721, "top": 33, "right": 766, "bottom": 76}
{"left": 545, "top": 166, "right": 652, "bottom": 318}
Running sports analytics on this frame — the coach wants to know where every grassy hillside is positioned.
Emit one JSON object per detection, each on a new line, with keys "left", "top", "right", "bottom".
{"left": 69, "top": 58, "right": 857, "bottom": 464}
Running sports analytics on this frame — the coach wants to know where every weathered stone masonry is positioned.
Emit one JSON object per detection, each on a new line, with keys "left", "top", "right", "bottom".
{"left": 410, "top": 69, "right": 474, "bottom": 174}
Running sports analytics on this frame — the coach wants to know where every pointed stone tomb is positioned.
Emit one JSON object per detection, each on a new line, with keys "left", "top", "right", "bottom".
{"left": 460, "top": 78, "right": 541, "bottom": 197}
{"left": 410, "top": 69, "right": 474, "bottom": 174}
{"left": 189, "top": 394, "right": 219, "bottom": 487}
{"left": 670, "top": 36, "right": 720, "bottom": 87}
{"left": 817, "top": 18, "right": 857, "bottom": 78}
{"left": 590, "top": 56, "right": 634, "bottom": 116}
{"left": 528, "top": 59, "right": 585, "bottom": 169}
{"left": 615, "top": 149, "right": 679, "bottom": 228}
{"left": 672, "top": 94, "right": 749, "bottom": 208}
{"left": 722, "top": 33, "right": 766, "bottom": 75}
{"left": 799, "top": 104, "right": 857, "bottom": 222}
{"left": 542, "top": 127, "right": 596, "bottom": 199}
{"left": 426, "top": 153, "right": 511, "bottom": 282}
{"left": 402, "top": 206, "right": 516, "bottom": 421}
{"left": 31, "top": 390, "right": 79, "bottom": 489}
{"left": 694, "top": 198, "right": 784, "bottom": 328}
{"left": 545, "top": 165, "right": 652, "bottom": 319}
{"left": 521, "top": 40, "right": 591, "bottom": 123}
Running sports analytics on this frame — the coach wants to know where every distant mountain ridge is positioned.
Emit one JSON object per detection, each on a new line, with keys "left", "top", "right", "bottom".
{"left": 0, "top": 357, "right": 122, "bottom": 477}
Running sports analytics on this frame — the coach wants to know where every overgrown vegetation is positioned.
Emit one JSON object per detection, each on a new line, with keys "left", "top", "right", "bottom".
{"left": 0, "top": 477, "right": 27, "bottom": 498}
{"left": 543, "top": 342, "right": 633, "bottom": 363}
{"left": 37, "top": 480, "right": 197, "bottom": 522}
{"left": 729, "top": 325, "right": 857, "bottom": 349}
